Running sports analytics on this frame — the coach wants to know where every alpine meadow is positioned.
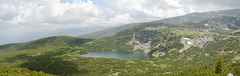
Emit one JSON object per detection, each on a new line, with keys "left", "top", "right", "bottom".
{"left": 0, "top": 0, "right": 240, "bottom": 76}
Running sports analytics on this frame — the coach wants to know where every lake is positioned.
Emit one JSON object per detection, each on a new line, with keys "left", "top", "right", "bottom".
{"left": 80, "top": 51, "right": 153, "bottom": 60}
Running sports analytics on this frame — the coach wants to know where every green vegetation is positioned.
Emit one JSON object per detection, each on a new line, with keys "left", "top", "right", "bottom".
{"left": 215, "top": 56, "right": 224, "bottom": 74}
{"left": 0, "top": 28, "right": 239, "bottom": 76}
{"left": 2, "top": 43, "right": 238, "bottom": 76}
{"left": 79, "top": 23, "right": 139, "bottom": 39}
{"left": 0, "top": 68, "right": 55, "bottom": 76}
{"left": 200, "top": 15, "right": 240, "bottom": 32}
{"left": 157, "top": 9, "right": 240, "bottom": 24}
{"left": 166, "top": 62, "right": 240, "bottom": 76}
{"left": 1, "top": 10, "right": 240, "bottom": 76}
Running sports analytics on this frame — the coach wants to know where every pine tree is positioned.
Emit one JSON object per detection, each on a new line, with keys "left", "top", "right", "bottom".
{"left": 215, "top": 56, "right": 224, "bottom": 74}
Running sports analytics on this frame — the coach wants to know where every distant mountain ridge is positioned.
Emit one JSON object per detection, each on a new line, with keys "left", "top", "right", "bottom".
{"left": 157, "top": 9, "right": 240, "bottom": 24}
{"left": 0, "top": 36, "right": 91, "bottom": 53}
{"left": 0, "top": 8, "right": 240, "bottom": 76}
{"left": 0, "top": 26, "right": 106, "bottom": 45}
{"left": 78, "top": 9, "right": 240, "bottom": 39}
{"left": 200, "top": 15, "right": 240, "bottom": 31}
{"left": 78, "top": 23, "right": 140, "bottom": 38}
{"left": 78, "top": 14, "right": 240, "bottom": 75}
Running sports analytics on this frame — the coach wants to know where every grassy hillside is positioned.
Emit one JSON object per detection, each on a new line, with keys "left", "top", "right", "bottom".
{"left": 1, "top": 22, "right": 240, "bottom": 76}
{"left": 0, "top": 36, "right": 91, "bottom": 51}
{"left": 0, "top": 36, "right": 94, "bottom": 75}
{"left": 200, "top": 15, "right": 240, "bottom": 32}
{"left": 166, "top": 61, "right": 240, "bottom": 76}
{"left": 78, "top": 15, "right": 240, "bottom": 75}
{"left": 0, "top": 68, "right": 56, "bottom": 76}
{"left": 1, "top": 9, "right": 240, "bottom": 76}
{"left": 78, "top": 23, "right": 139, "bottom": 39}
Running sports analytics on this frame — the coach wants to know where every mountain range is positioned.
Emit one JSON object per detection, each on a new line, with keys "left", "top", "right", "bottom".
{"left": 0, "top": 9, "right": 240, "bottom": 76}
{"left": 78, "top": 9, "right": 240, "bottom": 39}
{"left": 0, "top": 26, "right": 106, "bottom": 45}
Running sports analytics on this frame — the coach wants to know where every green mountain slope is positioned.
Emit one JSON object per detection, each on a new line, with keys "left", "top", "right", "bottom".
{"left": 200, "top": 15, "right": 240, "bottom": 32}
{"left": 19, "top": 36, "right": 91, "bottom": 50}
{"left": 83, "top": 22, "right": 209, "bottom": 53}
{"left": 0, "top": 36, "right": 91, "bottom": 52}
{"left": 0, "top": 36, "right": 93, "bottom": 75}
{"left": 80, "top": 14, "right": 240, "bottom": 75}
{"left": 0, "top": 9, "right": 240, "bottom": 76}
{"left": 78, "top": 9, "right": 240, "bottom": 39}
{"left": 157, "top": 9, "right": 240, "bottom": 24}
{"left": 0, "top": 26, "right": 106, "bottom": 45}
{"left": 0, "top": 68, "right": 56, "bottom": 76}
{"left": 78, "top": 23, "right": 139, "bottom": 39}
{"left": 166, "top": 61, "right": 240, "bottom": 76}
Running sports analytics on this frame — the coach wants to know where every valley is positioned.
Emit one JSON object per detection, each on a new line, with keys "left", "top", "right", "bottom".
{"left": 0, "top": 9, "right": 240, "bottom": 76}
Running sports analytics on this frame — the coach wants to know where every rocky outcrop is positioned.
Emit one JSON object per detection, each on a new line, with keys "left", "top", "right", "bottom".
{"left": 227, "top": 73, "right": 234, "bottom": 76}
{"left": 152, "top": 51, "right": 166, "bottom": 57}
{"left": 179, "top": 36, "right": 214, "bottom": 52}
{"left": 127, "top": 34, "right": 151, "bottom": 53}
{"left": 192, "top": 36, "right": 214, "bottom": 48}
{"left": 145, "top": 26, "right": 167, "bottom": 30}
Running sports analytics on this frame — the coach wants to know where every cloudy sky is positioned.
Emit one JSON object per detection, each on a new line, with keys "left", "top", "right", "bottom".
{"left": 0, "top": 0, "right": 240, "bottom": 36}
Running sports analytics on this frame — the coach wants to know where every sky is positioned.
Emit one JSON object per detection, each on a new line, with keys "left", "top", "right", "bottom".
{"left": 0, "top": 0, "right": 240, "bottom": 37}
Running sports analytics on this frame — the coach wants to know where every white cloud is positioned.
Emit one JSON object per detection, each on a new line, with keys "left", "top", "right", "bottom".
{"left": 0, "top": 3, "right": 18, "bottom": 20}
{"left": 106, "top": 0, "right": 187, "bottom": 22}
{"left": 165, "top": 0, "right": 181, "bottom": 7}
{"left": 106, "top": 0, "right": 240, "bottom": 22}
{"left": 0, "top": 0, "right": 135, "bottom": 35}
{"left": 0, "top": 0, "right": 240, "bottom": 44}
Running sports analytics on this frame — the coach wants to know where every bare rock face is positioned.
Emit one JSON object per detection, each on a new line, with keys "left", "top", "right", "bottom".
{"left": 132, "top": 41, "right": 151, "bottom": 53}
{"left": 192, "top": 36, "right": 214, "bottom": 48}
{"left": 227, "top": 73, "right": 234, "bottom": 76}
{"left": 127, "top": 34, "right": 151, "bottom": 53}
{"left": 179, "top": 36, "right": 214, "bottom": 52}
{"left": 145, "top": 26, "right": 167, "bottom": 30}
{"left": 152, "top": 52, "right": 166, "bottom": 57}
{"left": 179, "top": 37, "right": 191, "bottom": 52}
